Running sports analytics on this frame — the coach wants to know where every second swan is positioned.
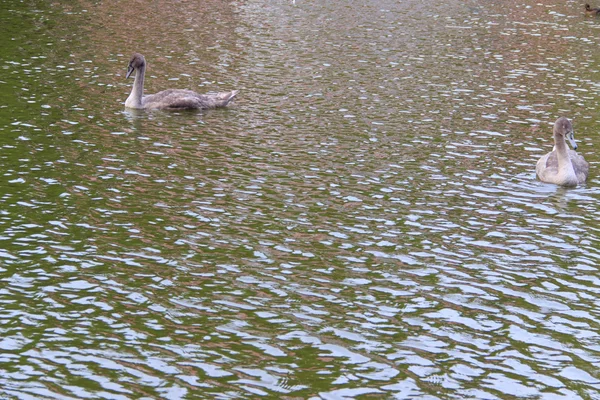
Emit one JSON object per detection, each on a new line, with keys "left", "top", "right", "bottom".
{"left": 536, "top": 117, "right": 589, "bottom": 186}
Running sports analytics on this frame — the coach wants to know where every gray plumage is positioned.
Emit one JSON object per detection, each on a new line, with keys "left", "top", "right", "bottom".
{"left": 125, "top": 53, "right": 238, "bottom": 110}
{"left": 536, "top": 117, "right": 589, "bottom": 186}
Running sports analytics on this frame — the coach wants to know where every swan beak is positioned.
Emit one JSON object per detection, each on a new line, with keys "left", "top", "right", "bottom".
{"left": 567, "top": 131, "right": 578, "bottom": 150}
{"left": 126, "top": 65, "right": 134, "bottom": 79}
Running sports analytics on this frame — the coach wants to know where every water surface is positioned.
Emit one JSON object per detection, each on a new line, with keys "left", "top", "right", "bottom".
{"left": 1, "top": 0, "right": 599, "bottom": 398}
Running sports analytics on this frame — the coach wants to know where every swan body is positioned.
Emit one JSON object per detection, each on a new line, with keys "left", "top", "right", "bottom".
{"left": 125, "top": 53, "right": 238, "bottom": 110}
{"left": 536, "top": 117, "right": 589, "bottom": 186}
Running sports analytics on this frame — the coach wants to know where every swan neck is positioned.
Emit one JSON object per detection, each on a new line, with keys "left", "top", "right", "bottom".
{"left": 554, "top": 131, "right": 577, "bottom": 184}
{"left": 127, "top": 65, "right": 145, "bottom": 108}
{"left": 554, "top": 132, "right": 570, "bottom": 162}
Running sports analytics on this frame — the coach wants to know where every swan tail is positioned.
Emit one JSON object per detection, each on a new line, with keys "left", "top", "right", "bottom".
{"left": 218, "top": 90, "right": 239, "bottom": 107}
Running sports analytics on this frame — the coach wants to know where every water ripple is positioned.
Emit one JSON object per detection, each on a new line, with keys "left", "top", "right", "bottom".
{"left": 1, "top": 0, "right": 600, "bottom": 398}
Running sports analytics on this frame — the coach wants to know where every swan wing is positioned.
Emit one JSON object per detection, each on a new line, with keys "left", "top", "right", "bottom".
{"left": 142, "top": 89, "right": 238, "bottom": 110}
{"left": 142, "top": 90, "right": 194, "bottom": 106}
{"left": 190, "top": 92, "right": 238, "bottom": 109}
{"left": 568, "top": 150, "right": 589, "bottom": 183}
{"left": 536, "top": 151, "right": 557, "bottom": 180}
{"left": 163, "top": 95, "right": 207, "bottom": 110}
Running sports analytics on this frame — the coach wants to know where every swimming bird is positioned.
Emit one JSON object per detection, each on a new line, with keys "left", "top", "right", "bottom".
{"left": 536, "top": 117, "right": 589, "bottom": 186}
{"left": 125, "top": 53, "right": 238, "bottom": 110}
{"left": 585, "top": 4, "right": 600, "bottom": 15}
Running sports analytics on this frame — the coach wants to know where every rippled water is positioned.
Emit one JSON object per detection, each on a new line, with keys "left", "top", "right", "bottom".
{"left": 1, "top": 0, "right": 600, "bottom": 398}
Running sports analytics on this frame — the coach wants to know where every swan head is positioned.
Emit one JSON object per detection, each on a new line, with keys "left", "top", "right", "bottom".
{"left": 554, "top": 117, "right": 577, "bottom": 150}
{"left": 126, "top": 53, "right": 146, "bottom": 79}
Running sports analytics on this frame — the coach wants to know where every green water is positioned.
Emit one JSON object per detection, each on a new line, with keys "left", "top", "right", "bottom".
{"left": 1, "top": 0, "right": 599, "bottom": 398}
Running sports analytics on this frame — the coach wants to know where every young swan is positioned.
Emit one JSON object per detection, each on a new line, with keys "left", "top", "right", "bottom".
{"left": 536, "top": 117, "right": 589, "bottom": 186}
{"left": 125, "top": 53, "right": 238, "bottom": 110}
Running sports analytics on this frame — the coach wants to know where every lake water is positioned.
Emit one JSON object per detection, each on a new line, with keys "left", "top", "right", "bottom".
{"left": 1, "top": 0, "right": 599, "bottom": 398}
